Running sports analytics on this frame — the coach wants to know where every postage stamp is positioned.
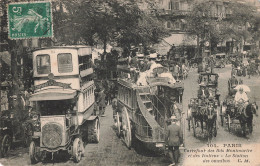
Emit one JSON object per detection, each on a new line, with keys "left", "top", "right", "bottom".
{"left": 7, "top": 1, "right": 53, "bottom": 40}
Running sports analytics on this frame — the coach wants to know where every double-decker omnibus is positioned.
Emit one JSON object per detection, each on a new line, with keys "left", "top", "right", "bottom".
{"left": 29, "top": 46, "right": 99, "bottom": 163}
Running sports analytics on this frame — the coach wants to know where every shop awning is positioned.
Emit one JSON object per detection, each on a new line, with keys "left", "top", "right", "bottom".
{"left": 29, "top": 88, "right": 77, "bottom": 101}
{"left": 164, "top": 33, "right": 197, "bottom": 46}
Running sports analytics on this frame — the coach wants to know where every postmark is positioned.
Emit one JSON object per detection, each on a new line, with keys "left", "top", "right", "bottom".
{"left": 7, "top": 1, "right": 53, "bottom": 40}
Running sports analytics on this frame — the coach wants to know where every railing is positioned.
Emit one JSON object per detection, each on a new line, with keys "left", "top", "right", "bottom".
{"left": 137, "top": 87, "right": 167, "bottom": 142}
{"left": 136, "top": 90, "right": 163, "bottom": 141}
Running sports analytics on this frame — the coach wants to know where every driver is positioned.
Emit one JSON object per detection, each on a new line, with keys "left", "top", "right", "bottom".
{"left": 230, "top": 75, "right": 238, "bottom": 88}
{"left": 198, "top": 84, "right": 209, "bottom": 99}
{"left": 234, "top": 88, "right": 249, "bottom": 114}
{"left": 234, "top": 88, "right": 249, "bottom": 105}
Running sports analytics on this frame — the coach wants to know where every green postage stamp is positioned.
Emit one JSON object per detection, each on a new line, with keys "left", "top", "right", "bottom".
{"left": 8, "top": 1, "right": 53, "bottom": 39}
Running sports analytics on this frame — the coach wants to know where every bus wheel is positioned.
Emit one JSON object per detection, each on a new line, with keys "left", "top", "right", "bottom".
{"left": 122, "top": 107, "right": 132, "bottom": 149}
{"left": 73, "top": 138, "right": 82, "bottom": 163}
{"left": 116, "top": 112, "right": 121, "bottom": 138}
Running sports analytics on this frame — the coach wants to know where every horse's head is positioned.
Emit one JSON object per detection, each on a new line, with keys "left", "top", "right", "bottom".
{"left": 246, "top": 102, "right": 258, "bottom": 116}
{"left": 207, "top": 106, "right": 215, "bottom": 119}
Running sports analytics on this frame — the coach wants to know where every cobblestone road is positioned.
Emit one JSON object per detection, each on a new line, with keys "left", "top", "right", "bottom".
{"left": 1, "top": 65, "right": 260, "bottom": 166}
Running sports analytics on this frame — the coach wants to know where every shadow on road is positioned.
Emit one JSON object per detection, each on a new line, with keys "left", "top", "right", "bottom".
{"left": 41, "top": 151, "right": 71, "bottom": 164}
{"left": 110, "top": 125, "right": 163, "bottom": 157}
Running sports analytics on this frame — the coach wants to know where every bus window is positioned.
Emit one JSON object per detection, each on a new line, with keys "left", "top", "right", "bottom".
{"left": 37, "top": 54, "right": 51, "bottom": 74}
{"left": 58, "top": 53, "right": 73, "bottom": 73}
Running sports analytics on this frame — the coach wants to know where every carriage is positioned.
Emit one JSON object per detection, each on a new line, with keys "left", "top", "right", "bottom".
{"left": 114, "top": 61, "right": 185, "bottom": 152}
{"left": 187, "top": 98, "right": 217, "bottom": 142}
{"left": 198, "top": 72, "right": 220, "bottom": 105}
{"left": 220, "top": 85, "right": 258, "bottom": 136}
{"left": 0, "top": 85, "right": 34, "bottom": 158}
{"left": 214, "top": 53, "right": 226, "bottom": 68}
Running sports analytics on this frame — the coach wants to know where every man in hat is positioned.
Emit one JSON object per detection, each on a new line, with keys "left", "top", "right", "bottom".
{"left": 96, "top": 87, "right": 106, "bottom": 117}
{"left": 230, "top": 75, "right": 238, "bottom": 88}
{"left": 197, "top": 84, "right": 209, "bottom": 99}
{"left": 170, "top": 98, "right": 182, "bottom": 125}
{"left": 234, "top": 87, "right": 248, "bottom": 106}
{"left": 165, "top": 116, "right": 183, "bottom": 166}
{"left": 234, "top": 87, "right": 249, "bottom": 115}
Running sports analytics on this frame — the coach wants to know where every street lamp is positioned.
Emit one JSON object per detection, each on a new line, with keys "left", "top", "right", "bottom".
{"left": 204, "top": 21, "right": 211, "bottom": 57}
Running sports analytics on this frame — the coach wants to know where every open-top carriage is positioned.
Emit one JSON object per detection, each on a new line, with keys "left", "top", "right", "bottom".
{"left": 220, "top": 86, "right": 258, "bottom": 136}
{"left": 187, "top": 98, "right": 217, "bottom": 142}
{"left": 114, "top": 62, "right": 184, "bottom": 152}
{"left": 0, "top": 85, "right": 34, "bottom": 158}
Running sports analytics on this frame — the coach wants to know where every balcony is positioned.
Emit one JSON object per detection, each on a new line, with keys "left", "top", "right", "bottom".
{"left": 157, "top": 9, "right": 191, "bottom": 16}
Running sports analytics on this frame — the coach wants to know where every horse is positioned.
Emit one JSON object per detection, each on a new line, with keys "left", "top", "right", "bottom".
{"left": 239, "top": 102, "right": 258, "bottom": 136}
{"left": 206, "top": 105, "right": 217, "bottom": 142}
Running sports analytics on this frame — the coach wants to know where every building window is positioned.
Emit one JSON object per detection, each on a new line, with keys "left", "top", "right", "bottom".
{"left": 58, "top": 53, "right": 73, "bottom": 73}
{"left": 175, "top": 22, "right": 180, "bottom": 30}
{"left": 181, "top": 23, "right": 186, "bottom": 31}
{"left": 168, "top": 2, "right": 172, "bottom": 10}
{"left": 173, "top": 2, "right": 179, "bottom": 10}
{"left": 36, "top": 54, "right": 51, "bottom": 74}
{"left": 166, "top": 21, "right": 171, "bottom": 29}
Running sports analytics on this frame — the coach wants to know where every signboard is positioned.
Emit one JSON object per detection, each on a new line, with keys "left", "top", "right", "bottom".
{"left": 7, "top": 1, "right": 53, "bottom": 39}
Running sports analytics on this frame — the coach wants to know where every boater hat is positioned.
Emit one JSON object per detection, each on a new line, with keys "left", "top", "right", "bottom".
{"left": 170, "top": 115, "right": 177, "bottom": 121}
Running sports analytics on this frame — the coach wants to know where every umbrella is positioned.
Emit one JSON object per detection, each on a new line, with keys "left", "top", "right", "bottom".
{"left": 234, "top": 84, "right": 250, "bottom": 92}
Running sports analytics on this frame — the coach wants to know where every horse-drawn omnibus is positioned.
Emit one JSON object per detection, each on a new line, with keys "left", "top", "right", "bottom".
{"left": 114, "top": 59, "right": 185, "bottom": 152}
{"left": 28, "top": 46, "right": 100, "bottom": 163}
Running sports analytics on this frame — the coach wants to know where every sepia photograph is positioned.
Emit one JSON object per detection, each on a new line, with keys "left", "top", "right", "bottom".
{"left": 0, "top": 0, "right": 260, "bottom": 165}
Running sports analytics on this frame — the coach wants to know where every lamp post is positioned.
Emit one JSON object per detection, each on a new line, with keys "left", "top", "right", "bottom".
{"left": 204, "top": 21, "right": 211, "bottom": 57}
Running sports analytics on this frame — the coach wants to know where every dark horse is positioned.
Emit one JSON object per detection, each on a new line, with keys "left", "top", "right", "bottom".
{"left": 239, "top": 103, "right": 258, "bottom": 137}
{"left": 196, "top": 103, "right": 217, "bottom": 141}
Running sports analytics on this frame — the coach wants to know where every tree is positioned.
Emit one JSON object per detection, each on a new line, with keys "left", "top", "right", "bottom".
{"left": 186, "top": 1, "right": 258, "bottom": 55}
{"left": 52, "top": 0, "right": 170, "bottom": 55}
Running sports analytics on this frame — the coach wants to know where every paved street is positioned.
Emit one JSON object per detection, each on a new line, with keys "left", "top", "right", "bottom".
{"left": 0, "top": 65, "right": 260, "bottom": 166}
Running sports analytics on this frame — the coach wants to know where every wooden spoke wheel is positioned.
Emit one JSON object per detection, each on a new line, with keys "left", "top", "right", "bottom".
{"left": 29, "top": 141, "right": 40, "bottom": 164}
{"left": 192, "top": 116, "right": 196, "bottom": 137}
{"left": 227, "top": 114, "right": 231, "bottom": 132}
{"left": 187, "top": 108, "right": 192, "bottom": 131}
{"left": 73, "top": 138, "right": 83, "bottom": 163}
{"left": 121, "top": 107, "right": 132, "bottom": 149}
{"left": 116, "top": 112, "right": 121, "bottom": 138}
{"left": 1, "top": 134, "right": 11, "bottom": 157}
{"left": 220, "top": 105, "right": 224, "bottom": 126}
{"left": 214, "top": 120, "right": 217, "bottom": 137}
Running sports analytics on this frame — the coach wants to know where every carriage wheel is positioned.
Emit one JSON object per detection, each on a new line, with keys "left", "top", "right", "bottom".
{"left": 116, "top": 112, "right": 121, "bottom": 138}
{"left": 214, "top": 120, "right": 217, "bottom": 137}
{"left": 121, "top": 107, "right": 132, "bottom": 149}
{"left": 0, "top": 134, "right": 11, "bottom": 157}
{"left": 220, "top": 105, "right": 224, "bottom": 126}
{"left": 227, "top": 114, "right": 231, "bottom": 132}
{"left": 187, "top": 108, "right": 191, "bottom": 131}
{"left": 192, "top": 116, "right": 196, "bottom": 137}
{"left": 188, "top": 119, "right": 191, "bottom": 131}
